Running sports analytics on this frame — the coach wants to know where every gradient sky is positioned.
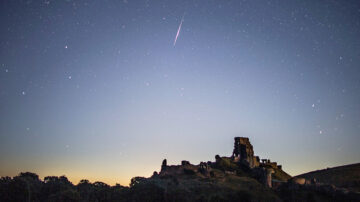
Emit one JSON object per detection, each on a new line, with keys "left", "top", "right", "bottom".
{"left": 1, "top": 0, "right": 360, "bottom": 186}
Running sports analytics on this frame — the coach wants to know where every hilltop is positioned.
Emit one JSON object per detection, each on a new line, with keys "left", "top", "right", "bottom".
{"left": 296, "top": 163, "right": 360, "bottom": 192}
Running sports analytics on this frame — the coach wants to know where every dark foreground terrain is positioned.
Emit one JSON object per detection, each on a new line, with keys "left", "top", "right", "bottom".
{"left": 1, "top": 138, "right": 359, "bottom": 201}
{"left": 0, "top": 170, "right": 280, "bottom": 202}
{"left": 1, "top": 164, "right": 360, "bottom": 202}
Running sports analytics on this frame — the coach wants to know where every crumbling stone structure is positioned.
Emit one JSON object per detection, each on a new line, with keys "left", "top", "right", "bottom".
{"left": 261, "top": 159, "right": 282, "bottom": 170}
{"left": 158, "top": 137, "right": 289, "bottom": 189}
{"left": 252, "top": 167, "right": 275, "bottom": 188}
{"left": 198, "top": 162, "right": 211, "bottom": 176}
{"left": 266, "top": 168, "right": 275, "bottom": 188}
{"left": 232, "top": 137, "right": 260, "bottom": 168}
{"left": 231, "top": 137, "right": 289, "bottom": 188}
{"left": 161, "top": 159, "right": 167, "bottom": 172}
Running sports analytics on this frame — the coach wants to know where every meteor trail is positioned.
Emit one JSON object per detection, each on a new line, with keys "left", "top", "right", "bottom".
{"left": 173, "top": 14, "right": 184, "bottom": 46}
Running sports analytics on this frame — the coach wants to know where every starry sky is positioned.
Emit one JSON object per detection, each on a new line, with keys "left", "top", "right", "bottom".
{"left": 1, "top": 0, "right": 360, "bottom": 185}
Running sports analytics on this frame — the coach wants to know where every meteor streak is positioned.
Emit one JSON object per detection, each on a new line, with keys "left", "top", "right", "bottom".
{"left": 173, "top": 14, "right": 184, "bottom": 46}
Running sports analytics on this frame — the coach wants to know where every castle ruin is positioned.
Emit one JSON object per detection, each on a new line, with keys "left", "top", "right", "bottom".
{"left": 232, "top": 137, "right": 260, "bottom": 168}
{"left": 158, "top": 136, "right": 289, "bottom": 188}
{"left": 231, "top": 137, "right": 287, "bottom": 187}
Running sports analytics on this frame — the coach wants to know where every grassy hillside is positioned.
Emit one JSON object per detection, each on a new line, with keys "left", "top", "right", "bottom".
{"left": 296, "top": 163, "right": 360, "bottom": 192}
{"left": 273, "top": 167, "right": 292, "bottom": 181}
{"left": 143, "top": 168, "right": 281, "bottom": 202}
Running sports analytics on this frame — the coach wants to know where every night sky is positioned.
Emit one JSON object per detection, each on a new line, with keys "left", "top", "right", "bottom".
{"left": 1, "top": 0, "right": 360, "bottom": 185}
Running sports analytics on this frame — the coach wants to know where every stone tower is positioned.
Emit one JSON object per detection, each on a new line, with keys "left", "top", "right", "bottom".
{"left": 232, "top": 137, "right": 259, "bottom": 168}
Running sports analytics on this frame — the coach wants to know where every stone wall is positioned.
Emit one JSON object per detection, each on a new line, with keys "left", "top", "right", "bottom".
{"left": 232, "top": 137, "right": 259, "bottom": 168}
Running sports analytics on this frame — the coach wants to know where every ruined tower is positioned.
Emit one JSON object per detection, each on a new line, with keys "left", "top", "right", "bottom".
{"left": 232, "top": 137, "right": 259, "bottom": 168}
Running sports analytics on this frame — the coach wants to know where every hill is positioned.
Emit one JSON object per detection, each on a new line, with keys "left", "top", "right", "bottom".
{"left": 296, "top": 163, "right": 360, "bottom": 192}
{"left": 133, "top": 168, "right": 281, "bottom": 201}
